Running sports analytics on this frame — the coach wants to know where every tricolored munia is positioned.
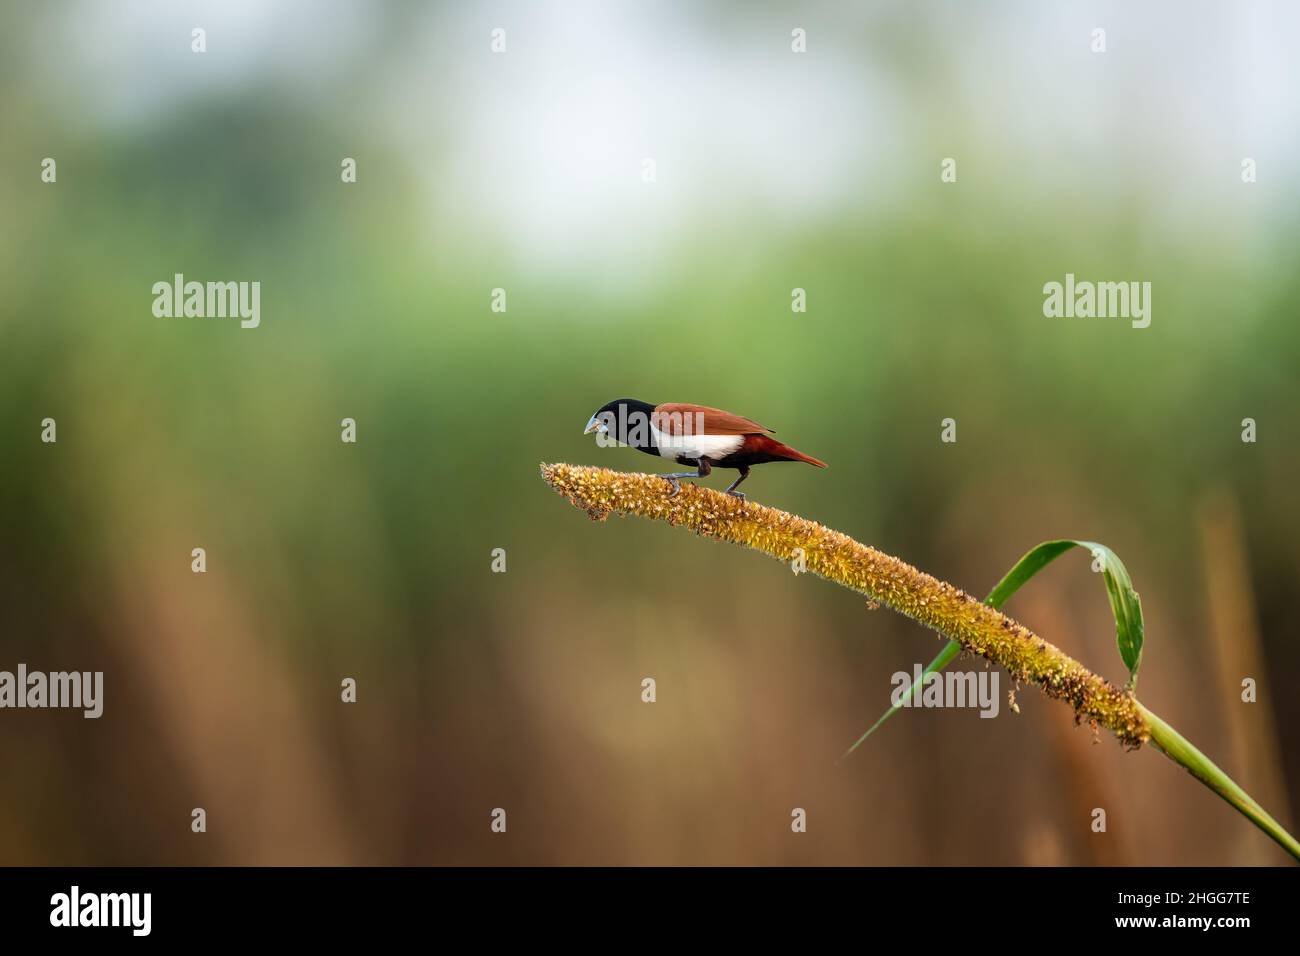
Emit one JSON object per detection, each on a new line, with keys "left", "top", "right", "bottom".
{"left": 583, "top": 399, "right": 827, "bottom": 500}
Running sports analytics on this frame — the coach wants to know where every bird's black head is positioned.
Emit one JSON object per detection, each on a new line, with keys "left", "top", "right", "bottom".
{"left": 583, "top": 398, "right": 658, "bottom": 451}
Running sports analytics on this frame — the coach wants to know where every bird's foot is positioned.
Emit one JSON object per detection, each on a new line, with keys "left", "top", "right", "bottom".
{"left": 662, "top": 476, "right": 682, "bottom": 498}
{"left": 726, "top": 490, "right": 746, "bottom": 501}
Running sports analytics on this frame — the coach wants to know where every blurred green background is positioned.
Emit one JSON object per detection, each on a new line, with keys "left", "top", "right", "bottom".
{"left": 1, "top": 1, "right": 1297, "bottom": 864}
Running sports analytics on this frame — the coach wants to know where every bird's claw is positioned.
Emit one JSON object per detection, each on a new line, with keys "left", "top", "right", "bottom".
{"left": 727, "top": 490, "right": 746, "bottom": 501}
{"left": 662, "top": 476, "right": 682, "bottom": 498}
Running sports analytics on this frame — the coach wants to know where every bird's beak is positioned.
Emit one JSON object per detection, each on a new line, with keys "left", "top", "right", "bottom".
{"left": 583, "top": 415, "right": 604, "bottom": 435}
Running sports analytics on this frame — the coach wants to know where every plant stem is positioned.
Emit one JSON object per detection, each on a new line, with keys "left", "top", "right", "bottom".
{"left": 542, "top": 462, "right": 1300, "bottom": 862}
{"left": 1139, "top": 703, "right": 1300, "bottom": 861}
{"left": 542, "top": 462, "right": 1147, "bottom": 744}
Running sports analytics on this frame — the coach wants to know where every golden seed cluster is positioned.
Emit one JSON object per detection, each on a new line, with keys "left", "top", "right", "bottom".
{"left": 541, "top": 462, "right": 1150, "bottom": 748}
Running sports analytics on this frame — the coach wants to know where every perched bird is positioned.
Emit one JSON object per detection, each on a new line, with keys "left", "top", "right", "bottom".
{"left": 583, "top": 398, "right": 827, "bottom": 499}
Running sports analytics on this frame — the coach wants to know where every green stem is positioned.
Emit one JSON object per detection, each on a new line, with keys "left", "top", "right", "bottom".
{"left": 542, "top": 465, "right": 1300, "bottom": 863}
{"left": 1138, "top": 702, "right": 1300, "bottom": 862}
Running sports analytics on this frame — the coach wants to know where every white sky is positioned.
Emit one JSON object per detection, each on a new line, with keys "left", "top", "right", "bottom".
{"left": 35, "top": 0, "right": 1300, "bottom": 274}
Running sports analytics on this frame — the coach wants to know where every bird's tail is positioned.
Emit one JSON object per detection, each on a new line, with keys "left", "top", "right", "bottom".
{"left": 763, "top": 437, "right": 828, "bottom": 468}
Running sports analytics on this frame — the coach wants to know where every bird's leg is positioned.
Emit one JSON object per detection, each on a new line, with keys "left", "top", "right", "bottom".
{"left": 659, "top": 459, "right": 710, "bottom": 497}
{"left": 723, "top": 465, "right": 750, "bottom": 500}
{"left": 658, "top": 473, "right": 698, "bottom": 497}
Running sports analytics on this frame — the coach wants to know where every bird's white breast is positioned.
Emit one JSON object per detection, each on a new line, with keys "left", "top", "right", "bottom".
{"left": 651, "top": 423, "right": 744, "bottom": 461}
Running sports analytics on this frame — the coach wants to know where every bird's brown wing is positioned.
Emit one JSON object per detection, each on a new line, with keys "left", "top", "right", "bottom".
{"left": 653, "top": 402, "right": 774, "bottom": 436}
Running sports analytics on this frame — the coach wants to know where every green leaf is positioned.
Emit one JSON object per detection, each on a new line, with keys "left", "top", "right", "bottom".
{"left": 840, "top": 639, "right": 961, "bottom": 760}
{"left": 841, "top": 539, "right": 1144, "bottom": 760}
{"left": 986, "top": 539, "right": 1144, "bottom": 686}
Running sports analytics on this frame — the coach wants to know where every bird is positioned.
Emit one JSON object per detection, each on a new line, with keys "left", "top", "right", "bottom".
{"left": 582, "top": 398, "right": 827, "bottom": 500}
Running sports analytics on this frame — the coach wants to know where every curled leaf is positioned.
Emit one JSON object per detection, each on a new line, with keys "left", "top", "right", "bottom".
{"left": 844, "top": 539, "right": 1144, "bottom": 759}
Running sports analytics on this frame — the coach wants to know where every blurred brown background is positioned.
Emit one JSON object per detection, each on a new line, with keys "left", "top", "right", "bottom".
{"left": 1, "top": 1, "right": 1297, "bottom": 865}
